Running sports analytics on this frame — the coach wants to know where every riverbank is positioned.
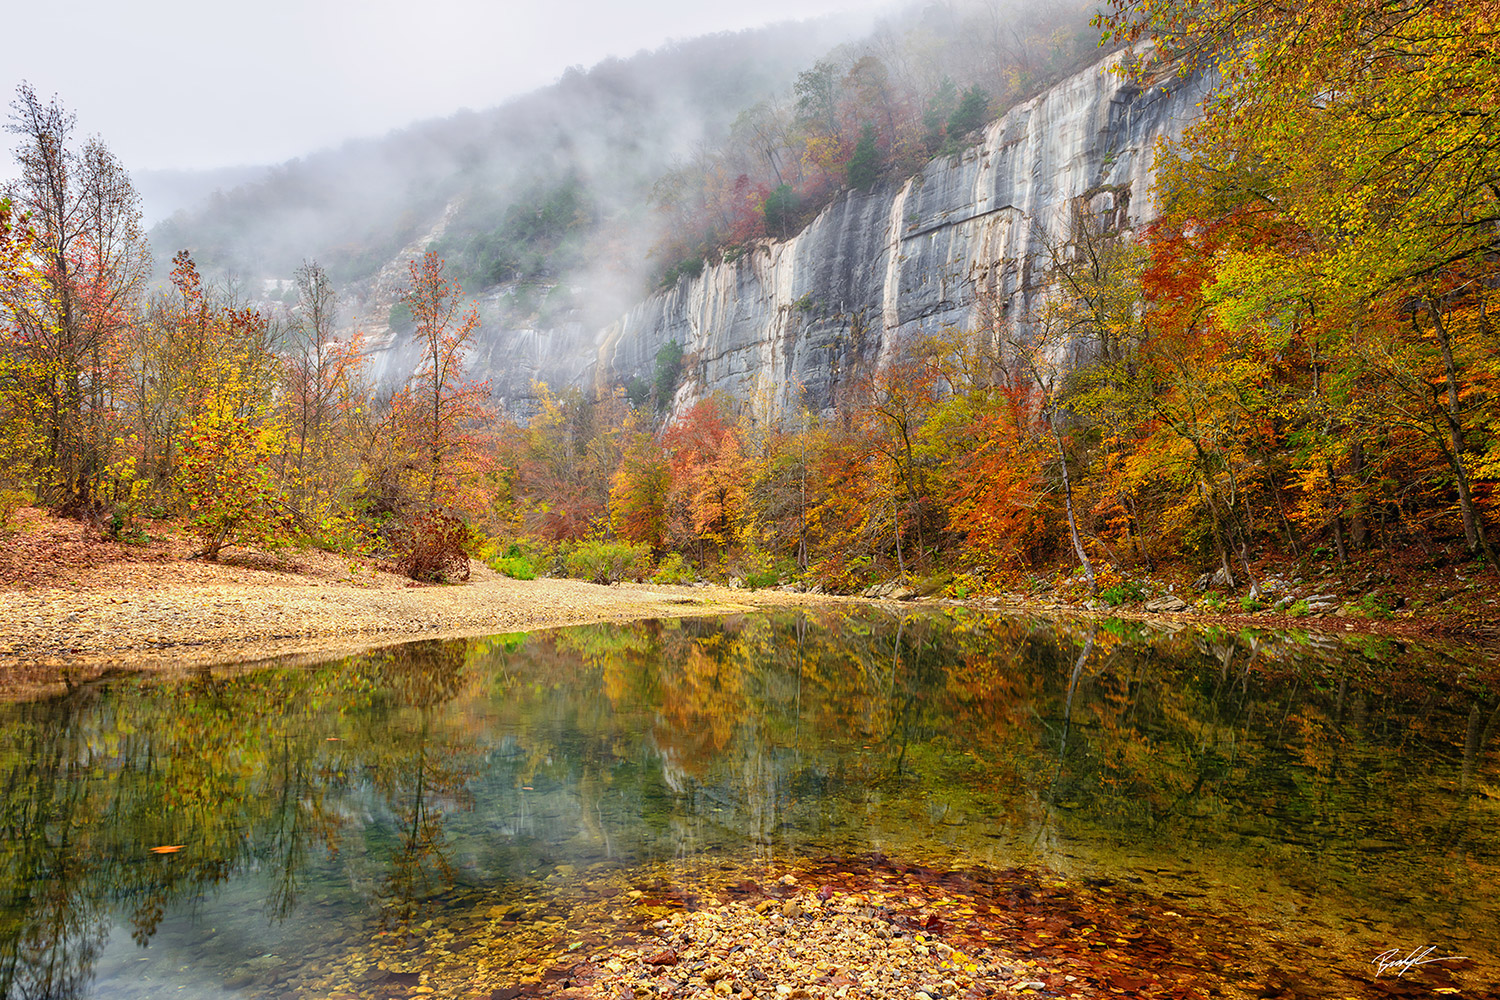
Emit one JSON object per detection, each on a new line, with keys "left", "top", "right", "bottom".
{"left": 0, "top": 508, "right": 859, "bottom": 698}
{"left": 4, "top": 507, "right": 1498, "bottom": 699}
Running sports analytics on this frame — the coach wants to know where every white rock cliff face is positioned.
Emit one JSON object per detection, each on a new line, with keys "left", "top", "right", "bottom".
{"left": 399, "top": 49, "right": 1212, "bottom": 419}
{"left": 590, "top": 49, "right": 1212, "bottom": 419}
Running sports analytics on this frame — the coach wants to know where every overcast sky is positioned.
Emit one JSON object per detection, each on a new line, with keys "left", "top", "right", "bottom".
{"left": 6, "top": 0, "right": 881, "bottom": 173}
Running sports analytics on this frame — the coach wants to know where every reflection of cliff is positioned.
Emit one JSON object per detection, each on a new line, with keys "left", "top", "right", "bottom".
{"left": 2, "top": 617, "right": 1496, "bottom": 997}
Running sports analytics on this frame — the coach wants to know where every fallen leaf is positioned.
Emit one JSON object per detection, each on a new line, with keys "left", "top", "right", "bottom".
{"left": 149, "top": 845, "right": 185, "bottom": 854}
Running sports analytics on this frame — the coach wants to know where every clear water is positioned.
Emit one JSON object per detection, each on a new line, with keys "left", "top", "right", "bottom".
{"left": 1, "top": 610, "right": 1497, "bottom": 998}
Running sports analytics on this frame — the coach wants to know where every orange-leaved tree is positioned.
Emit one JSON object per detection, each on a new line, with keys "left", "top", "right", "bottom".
{"left": 376, "top": 251, "right": 492, "bottom": 579}
{"left": 609, "top": 408, "right": 672, "bottom": 551}
{"left": 393, "top": 250, "right": 491, "bottom": 516}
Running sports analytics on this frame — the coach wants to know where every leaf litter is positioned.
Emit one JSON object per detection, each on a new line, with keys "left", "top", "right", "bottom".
{"left": 291, "top": 853, "right": 1499, "bottom": 1000}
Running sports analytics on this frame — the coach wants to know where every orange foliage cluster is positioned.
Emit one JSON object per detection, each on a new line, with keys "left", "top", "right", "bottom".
{"left": 491, "top": 330, "right": 1071, "bottom": 589}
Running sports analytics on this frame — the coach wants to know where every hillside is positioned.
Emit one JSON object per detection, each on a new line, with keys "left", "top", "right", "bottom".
{"left": 150, "top": 15, "right": 871, "bottom": 323}
{"left": 151, "top": 0, "right": 1105, "bottom": 404}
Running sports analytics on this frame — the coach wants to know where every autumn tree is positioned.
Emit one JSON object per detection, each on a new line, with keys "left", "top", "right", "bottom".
{"left": 496, "top": 383, "right": 623, "bottom": 542}
{"left": 610, "top": 410, "right": 671, "bottom": 550}
{"left": 162, "top": 254, "right": 288, "bottom": 559}
{"left": 395, "top": 250, "right": 490, "bottom": 515}
{"left": 858, "top": 351, "right": 946, "bottom": 580}
{"left": 0, "top": 198, "right": 46, "bottom": 524}
{"left": 281, "top": 259, "right": 366, "bottom": 526}
{"left": 3, "top": 84, "right": 150, "bottom": 513}
{"left": 914, "top": 326, "right": 1057, "bottom": 576}
{"left": 746, "top": 410, "right": 820, "bottom": 571}
{"left": 662, "top": 397, "right": 741, "bottom": 561}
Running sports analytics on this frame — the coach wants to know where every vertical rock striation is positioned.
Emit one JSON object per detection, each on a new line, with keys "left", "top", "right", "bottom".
{"left": 587, "top": 49, "right": 1211, "bottom": 419}
{"left": 367, "top": 49, "right": 1212, "bottom": 419}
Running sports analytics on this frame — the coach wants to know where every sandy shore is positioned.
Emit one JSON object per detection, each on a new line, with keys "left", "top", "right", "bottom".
{"left": 0, "top": 551, "right": 862, "bottom": 699}
{"left": 4, "top": 507, "right": 1493, "bottom": 700}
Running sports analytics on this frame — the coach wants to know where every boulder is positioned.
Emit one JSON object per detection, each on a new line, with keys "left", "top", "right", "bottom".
{"left": 1144, "top": 595, "right": 1190, "bottom": 613}
{"left": 1193, "top": 568, "right": 1234, "bottom": 591}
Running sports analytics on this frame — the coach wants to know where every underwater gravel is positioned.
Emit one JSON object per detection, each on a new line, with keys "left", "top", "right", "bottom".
{"left": 589, "top": 883, "right": 1061, "bottom": 1000}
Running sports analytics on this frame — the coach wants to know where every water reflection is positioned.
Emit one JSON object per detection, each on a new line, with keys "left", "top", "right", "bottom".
{"left": 0, "top": 612, "right": 1496, "bottom": 998}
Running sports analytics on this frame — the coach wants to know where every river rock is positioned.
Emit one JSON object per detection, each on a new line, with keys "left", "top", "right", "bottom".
{"left": 1144, "top": 595, "right": 1189, "bottom": 613}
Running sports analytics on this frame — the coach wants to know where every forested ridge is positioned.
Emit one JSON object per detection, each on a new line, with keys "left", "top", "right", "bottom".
{"left": 154, "top": 2, "right": 1103, "bottom": 333}
{"left": 3, "top": 0, "right": 1499, "bottom": 619}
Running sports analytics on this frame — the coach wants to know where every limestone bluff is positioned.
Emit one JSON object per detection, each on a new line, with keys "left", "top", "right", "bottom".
{"left": 369, "top": 48, "right": 1213, "bottom": 421}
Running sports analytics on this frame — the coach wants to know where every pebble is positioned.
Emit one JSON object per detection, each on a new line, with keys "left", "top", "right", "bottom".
{"left": 593, "top": 888, "right": 1050, "bottom": 1000}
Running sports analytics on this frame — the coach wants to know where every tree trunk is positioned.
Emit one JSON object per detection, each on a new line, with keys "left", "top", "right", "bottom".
{"left": 1199, "top": 478, "right": 1237, "bottom": 590}
{"left": 1428, "top": 300, "right": 1496, "bottom": 565}
{"left": 1050, "top": 415, "right": 1095, "bottom": 594}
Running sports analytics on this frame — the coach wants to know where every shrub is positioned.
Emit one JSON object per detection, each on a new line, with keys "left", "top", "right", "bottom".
{"left": 494, "top": 555, "right": 537, "bottom": 580}
{"left": 1287, "top": 599, "right": 1310, "bottom": 617}
{"left": 944, "top": 573, "right": 977, "bottom": 599}
{"left": 743, "top": 566, "right": 782, "bottom": 590}
{"left": 734, "top": 547, "right": 791, "bottom": 590}
{"left": 99, "top": 456, "right": 152, "bottom": 544}
{"left": 480, "top": 540, "right": 539, "bottom": 580}
{"left": 1239, "top": 595, "right": 1264, "bottom": 612}
{"left": 392, "top": 510, "right": 472, "bottom": 583}
{"left": 1099, "top": 579, "right": 1146, "bottom": 607}
{"left": 1353, "top": 591, "right": 1392, "bottom": 619}
{"left": 563, "top": 539, "right": 651, "bottom": 584}
{"left": 652, "top": 552, "right": 696, "bottom": 585}
{"left": 314, "top": 510, "right": 375, "bottom": 557}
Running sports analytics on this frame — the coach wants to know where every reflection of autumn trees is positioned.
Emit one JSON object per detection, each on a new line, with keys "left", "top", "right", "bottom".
{"left": 1043, "top": 626, "right": 1500, "bottom": 912}
{"left": 351, "top": 641, "right": 484, "bottom": 926}
{"left": 0, "top": 642, "right": 493, "bottom": 997}
{"left": 0, "top": 705, "right": 109, "bottom": 1000}
{"left": 0, "top": 672, "right": 360, "bottom": 998}
{"left": 2, "top": 616, "right": 1497, "bottom": 998}
{"left": 537, "top": 611, "right": 1498, "bottom": 923}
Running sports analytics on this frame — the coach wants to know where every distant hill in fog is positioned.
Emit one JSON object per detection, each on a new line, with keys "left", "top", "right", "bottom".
{"left": 149, "top": 0, "right": 1103, "bottom": 361}
{"left": 134, "top": 166, "right": 267, "bottom": 229}
{"left": 148, "top": 14, "right": 871, "bottom": 324}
